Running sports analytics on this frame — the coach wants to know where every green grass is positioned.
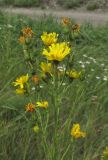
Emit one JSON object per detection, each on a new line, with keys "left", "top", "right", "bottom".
{"left": 0, "top": 13, "right": 108, "bottom": 160}
{"left": 58, "top": 0, "right": 82, "bottom": 9}
{"left": 87, "top": 3, "right": 99, "bottom": 11}
{"left": 0, "top": 0, "right": 41, "bottom": 7}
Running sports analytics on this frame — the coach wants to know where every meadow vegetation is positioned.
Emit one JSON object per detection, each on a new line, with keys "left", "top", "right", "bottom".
{"left": 0, "top": 13, "right": 108, "bottom": 160}
{"left": 0, "top": 0, "right": 108, "bottom": 10}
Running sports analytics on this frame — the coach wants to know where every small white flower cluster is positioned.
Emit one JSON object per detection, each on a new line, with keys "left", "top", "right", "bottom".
{"left": 57, "top": 65, "right": 66, "bottom": 72}
{"left": 79, "top": 54, "right": 108, "bottom": 82}
{"left": 7, "top": 24, "right": 13, "bottom": 28}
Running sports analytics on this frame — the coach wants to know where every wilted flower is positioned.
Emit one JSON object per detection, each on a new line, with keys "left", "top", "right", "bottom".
{"left": 42, "top": 42, "right": 71, "bottom": 62}
{"left": 72, "top": 24, "right": 80, "bottom": 32}
{"left": 62, "top": 17, "right": 70, "bottom": 26}
{"left": 13, "top": 74, "right": 29, "bottom": 89}
{"left": 41, "top": 32, "right": 58, "bottom": 46}
{"left": 66, "top": 70, "right": 81, "bottom": 79}
{"left": 22, "top": 27, "right": 34, "bottom": 38}
{"left": 32, "top": 75, "right": 40, "bottom": 85}
{"left": 71, "top": 123, "right": 86, "bottom": 138}
{"left": 36, "top": 101, "right": 48, "bottom": 109}
{"left": 26, "top": 103, "right": 35, "bottom": 112}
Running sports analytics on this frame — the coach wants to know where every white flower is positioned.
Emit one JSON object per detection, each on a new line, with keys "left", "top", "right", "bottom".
{"left": 96, "top": 76, "right": 100, "bottom": 79}
{"left": 104, "top": 68, "right": 108, "bottom": 71}
{"left": 40, "top": 85, "right": 44, "bottom": 88}
{"left": 92, "top": 59, "right": 97, "bottom": 63}
{"left": 62, "top": 83, "right": 66, "bottom": 86}
{"left": 32, "top": 87, "right": 35, "bottom": 91}
{"left": 103, "top": 76, "right": 108, "bottom": 81}
{"left": 81, "top": 64, "right": 85, "bottom": 68}
{"left": 89, "top": 57, "right": 94, "bottom": 60}
{"left": 78, "top": 61, "right": 83, "bottom": 64}
{"left": 85, "top": 61, "right": 90, "bottom": 64}
{"left": 7, "top": 24, "right": 13, "bottom": 28}
{"left": 91, "top": 68, "right": 94, "bottom": 71}
{"left": 83, "top": 54, "right": 87, "bottom": 57}
{"left": 57, "top": 65, "right": 66, "bottom": 72}
{"left": 101, "top": 64, "right": 105, "bottom": 67}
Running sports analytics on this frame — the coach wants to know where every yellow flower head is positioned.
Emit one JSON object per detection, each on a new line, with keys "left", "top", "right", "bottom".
{"left": 16, "top": 88, "right": 26, "bottom": 94}
{"left": 66, "top": 70, "right": 81, "bottom": 79}
{"left": 13, "top": 74, "right": 29, "bottom": 89}
{"left": 26, "top": 103, "right": 35, "bottom": 112}
{"left": 103, "top": 147, "right": 108, "bottom": 156}
{"left": 72, "top": 24, "right": 80, "bottom": 32}
{"left": 33, "top": 124, "right": 39, "bottom": 133}
{"left": 22, "top": 27, "right": 34, "bottom": 38}
{"left": 36, "top": 101, "right": 48, "bottom": 109}
{"left": 42, "top": 42, "right": 71, "bottom": 62}
{"left": 71, "top": 123, "right": 86, "bottom": 139}
{"left": 62, "top": 17, "right": 71, "bottom": 26}
{"left": 19, "top": 36, "right": 25, "bottom": 44}
{"left": 41, "top": 62, "right": 52, "bottom": 75}
{"left": 41, "top": 32, "right": 58, "bottom": 46}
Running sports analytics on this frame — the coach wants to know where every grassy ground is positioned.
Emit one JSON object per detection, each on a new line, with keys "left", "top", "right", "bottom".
{"left": 0, "top": 13, "right": 108, "bottom": 160}
{"left": 0, "top": 0, "right": 108, "bottom": 10}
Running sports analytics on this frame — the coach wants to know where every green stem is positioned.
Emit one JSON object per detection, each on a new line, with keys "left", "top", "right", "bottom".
{"left": 61, "top": 144, "right": 71, "bottom": 160}
{"left": 37, "top": 110, "right": 51, "bottom": 160}
{"left": 53, "top": 63, "right": 59, "bottom": 160}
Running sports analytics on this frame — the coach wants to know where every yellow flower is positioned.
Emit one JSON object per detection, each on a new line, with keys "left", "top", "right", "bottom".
{"left": 71, "top": 123, "right": 86, "bottom": 139}
{"left": 16, "top": 88, "right": 25, "bottom": 94}
{"left": 103, "top": 147, "right": 108, "bottom": 156}
{"left": 42, "top": 42, "right": 71, "bottom": 62}
{"left": 62, "top": 17, "right": 70, "bottom": 26}
{"left": 22, "top": 27, "right": 34, "bottom": 38}
{"left": 33, "top": 124, "right": 39, "bottom": 133}
{"left": 36, "top": 101, "right": 48, "bottom": 109}
{"left": 26, "top": 103, "right": 35, "bottom": 112}
{"left": 41, "top": 32, "right": 58, "bottom": 46}
{"left": 13, "top": 74, "right": 29, "bottom": 89}
{"left": 66, "top": 70, "right": 81, "bottom": 79}
{"left": 19, "top": 36, "right": 25, "bottom": 44}
{"left": 41, "top": 62, "right": 52, "bottom": 75}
